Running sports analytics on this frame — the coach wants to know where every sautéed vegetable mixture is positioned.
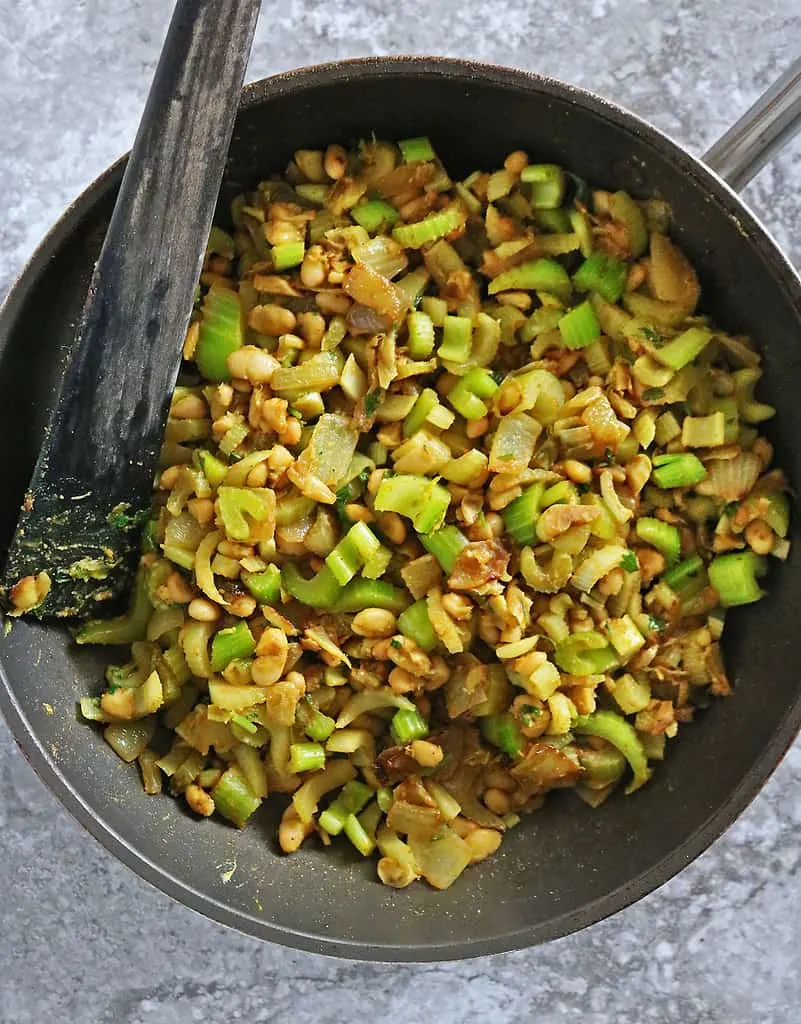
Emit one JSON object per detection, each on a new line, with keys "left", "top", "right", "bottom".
{"left": 74, "top": 137, "right": 790, "bottom": 889}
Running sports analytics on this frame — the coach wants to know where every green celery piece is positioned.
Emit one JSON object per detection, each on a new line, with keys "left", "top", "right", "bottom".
{"left": 651, "top": 326, "right": 713, "bottom": 370}
{"left": 374, "top": 475, "right": 451, "bottom": 534}
{"left": 574, "top": 710, "right": 651, "bottom": 793}
{"left": 296, "top": 698, "right": 336, "bottom": 742}
{"left": 195, "top": 283, "right": 243, "bottom": 383}
{"left": 481, "top": 713, "right": 524, "bottom": 758}
{"left": 272, "top": 241, "right": 305, "bottom": 270}
{"left": 438, "top": 315, "right": 473, "bottom": 363}
{"left": 608, "top": 191, "right": 648, "bottom": 257}
{"left": 708, "top": 551, "right": 767, "bottom": 607}
{"left": 241, "top": 564, "right": 282, "bottom": 604}
{"left": 418, "top": 525, "right": 468, "bottom": 573}
{"left": 403, "top": 388, "right": 440, "bottom": 436}
{"left": 503, "top": 482, "right": 545, "bottom": 546}
{"left": 210, "top": 621, "right": 256, "bottom": 672}
{"left": 398, "top": 136, "right": 436, "bottom": 162}
{"left": 554, "top": 632, "right": 618, "bottom": 675}
{"left": 520, "top": 163, "right": 565, "bottom": 208}
{"left": 288, "top": 742, "right": 326, "bottom": 774}
{"left": 406, "top": 310, "right": 436, "bottom": 357}
{"left": 573, "top": 252, "right": 628, "bottom": 303}
{"left": 351, "top": 199, "right": 399, "bottom": 233}
{"left": 212, "top": 765, "right": 262, "bottom": 827}
{"left": 651, "top": 453, "right": 707, "bottom": 489}
{"left": 332, "top": 579, "right": 410, "bottom": 614}
{"left": 558, "top": 300, "right": 601, "bottom": 349}
{"left": 281, "top": 563, "right": 343, "bottom": 608}
{"left": 75, "top": 564, "right": 151, "bottom": 645}
{"left": 326, "top": 534, "right": 363, "bottom": 586}
{"left": 217, "top": 486, "right": 273, "bottom": 541}
{"left": 576, "top": 745, "right": 627, "bottom": 786}
{"left": 635, "top": 517, "right": 681, "bottom": 565}
{"left": 343, "top": 813, "right": 376, "bottom": 856}
{"left": 392, "top": 207, "right": 462, "bottom": 249}
{"left": 488, "top": 258, "right": 572, "bottom": 302}
{"left": 196, "top": 449, "right": 228, "bottom": 487}
{"left": 391, "top": 708, "right": 429, "bottom": 744}
{"left": 397, "top": 599, "right": 438, "bottom": 652}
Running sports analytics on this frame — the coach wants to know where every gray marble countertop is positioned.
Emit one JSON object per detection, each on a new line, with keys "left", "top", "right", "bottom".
{"left": 2, "top": 1, "right": 801, "bottom": 1021}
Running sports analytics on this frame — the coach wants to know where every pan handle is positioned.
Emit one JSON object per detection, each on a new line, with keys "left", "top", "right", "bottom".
{"left": 703, "top": 57, "right": 801, "bottom": 191}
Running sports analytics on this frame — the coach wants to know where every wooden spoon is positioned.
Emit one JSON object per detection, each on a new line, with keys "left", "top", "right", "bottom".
{"left": 2, "top": 0, "right": 261, "bottom": 617}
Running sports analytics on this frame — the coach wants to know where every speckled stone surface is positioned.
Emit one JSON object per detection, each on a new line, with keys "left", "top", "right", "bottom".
{"left": 2, "top": 1, "right": 801, "bottom": 1021}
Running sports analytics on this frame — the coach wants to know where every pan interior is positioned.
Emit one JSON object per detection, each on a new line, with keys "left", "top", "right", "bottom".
{"left": 1, "top": 60, "right": 800, "bottom": 960}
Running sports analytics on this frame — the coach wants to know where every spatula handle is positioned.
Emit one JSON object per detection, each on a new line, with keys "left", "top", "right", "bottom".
{"left": 44, "top": 0, "right": 260, "bottom": 483}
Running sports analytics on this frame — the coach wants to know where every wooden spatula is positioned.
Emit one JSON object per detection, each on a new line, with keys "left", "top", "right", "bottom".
{"left": 2, "top": 0, "right": 261, "bottom": 618}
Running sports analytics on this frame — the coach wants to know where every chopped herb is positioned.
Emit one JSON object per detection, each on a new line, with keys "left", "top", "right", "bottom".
{"left": 365, "top": 389, "right": 382, "bottom": 417}
{"left": 723, "top": 501, "right": 740, "bottom": 517}
{"left": 491, "top": 368, "right": 505, "bottom": 385}
{"left": 288, "top": 408, "right": 304, "bottom": 420}
{"left": 640, "top": 325, "right": 663, "bottom": 346}
{"left": 642, "top": 387, "right": 665, "bottom": 402}
{"left": 600, "top": 447, "right": 617, "bottom": 466}
{"left": 648, "top": 615, "right": 665, "bottom": 632}
{"left": 390, "top": 637, "right": 403, "bottom": 649}
{"left": 620, "top": 551, "right": 638, "bottom": 573}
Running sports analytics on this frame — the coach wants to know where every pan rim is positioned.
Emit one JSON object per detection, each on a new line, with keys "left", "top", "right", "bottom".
{"left": 1, "top": 54, "right": 800, "bottom": 962}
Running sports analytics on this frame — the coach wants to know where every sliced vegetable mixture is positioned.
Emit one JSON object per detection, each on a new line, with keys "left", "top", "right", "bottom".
{"left": 75, "top": 137, "right": 789, "bottom": 890}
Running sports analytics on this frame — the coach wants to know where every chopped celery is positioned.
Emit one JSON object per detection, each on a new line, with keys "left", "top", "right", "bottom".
{"left": 344, "top": 812, "right": 376, "bottom": 856}
{"left": 281, "top": 563, "right": 343, "bottom": 608}
{"left": 651, "top": 326, "right": 712, "bottom": 371}
{"left": 195, "top": 283, "right": 243, "bottom": 383}
{"left": 503, "top": 482, "right": 545, "bottom": 546}
{"left": 374, "top": 474, "right": 451, "bottom": 533}
{"left": 216, "top": 486, "right": 275, "bottom": 542}
{"left": 397, "top": 599, "right": 438, "bottom": 652}
{"left": 558, "top": 300, "right": 601, "bottom": 349}
{"left": 241, "top": 564, "right": 282, "bottom": 604}
{"left": 406, "top": 310, "right": 436, "bottom": 358}
{"left": 288, "top": 742, "right": 326, "bottom": 774}
{"left": 651, "top": 452, "right": 707, "bottom": 489}
{"left": 212, "top": 765, "right": 262, "bottom": 827}
{"left": 332, "top": 579, "right": 409, "bottom": 614}
{"left": 75, "top": 564, "right": 151, "bottom": 646}
{"left": 635, "top": 517, "right": 681, "bottom": 565}
{"left": 481, "top": 713, "right": 524, "bottom": 758}
{"left": 398, "top": 136, "right": 435, "bottom": 162}
{"left": 520, "top": 163, "right": 565, "bottom": 208}
{"left": 196, "top": 449, "right": 228, "bottom": 487}
{"left": 391, "top": 708, "right": 429, "bottom": 743}
{"left": 572, "top": 252, "right": 628, "bottom": 303}
{"left": 296, "top": 698, "right": 336, "bottom": 742}
{"left": 419, "top": 525, "right": 468, "bottom": 573}
{"left": 392, "top": 207, "right": 462, "bottom": 249}
{"left": 351, "top": 200, "right": 399, "bottom": 233}
{"left": 272, "top": 241, "right": 305, "bottom": 270}
{"left": 438, "top": 315, "right": 473, "bottom": 363}
{"left": 210, "top": 622, "right": 256, "bottom": 672}
{"left": 554, "top": 632, "right": 618, "bottom": 675}
{"left": 574, "top": 711, "right": 651, "bottom": 793}
{"left": 403, "top": 388, "right": 439, "bottom": 436}
{"left": 447, "top": 367, "right": 499, "bottom": 420}
{"left": 708, "top": 551, "right": 766, "bottom": 607}
{"left": 488, "top": 258, "right": 571, "bottom": 303}
{"left": 681, "top": 412, "right": 726, "bottom": 448}
{"left": 662, "top": 553, "right": 703, "bottom": 590}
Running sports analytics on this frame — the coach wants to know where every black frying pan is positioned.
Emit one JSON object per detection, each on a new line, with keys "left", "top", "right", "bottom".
{"left": 1, "top": 57, "right": 801, "bottom": 961}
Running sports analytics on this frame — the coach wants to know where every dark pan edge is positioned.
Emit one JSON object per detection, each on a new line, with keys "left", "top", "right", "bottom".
{"left": 1, "top": 55, "right": 800, "bottom": 961}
